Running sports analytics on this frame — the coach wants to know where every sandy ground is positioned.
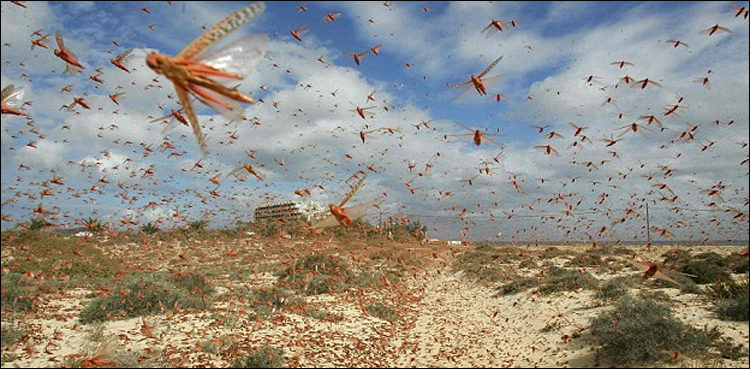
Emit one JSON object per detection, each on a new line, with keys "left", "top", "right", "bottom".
{"left": 1, "top": 242, "right": 748, "bottom": 368}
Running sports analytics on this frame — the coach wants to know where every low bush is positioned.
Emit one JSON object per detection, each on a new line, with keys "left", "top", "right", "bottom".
{"left": 247, "top": 286, "right": 306, "bottom": 318}
{"left": 725, "top": 253, "right": 749, "bottom": 274}
{"left": 0, "top": 272, "right": 38, "bottom": 312}
{"left": 590, "top": 297, "right": 716, "bottom": 366}
{"left": 276, "top": 254, "right": 354, "bottom": 295}
{"left": 497, "top": 277, "right": 537, "bottom": 295}
{"left": 231, "top": 346, "right": 285, "bottom": 368}
{"left": 365, "top": 302, "right": 398, "bottom": 322}
{"left": 680, "top": 260, "right": 730, "bottom": 284}
{"left": 140, "top": 222, "right": 159, "bottom": 235}
{"left": 452, "top": 244, "right": 517, "bottom": 284}
{"left": 595, "top": 277, "right": 631, "bottom": 301}
{"left": 538, "top": 266, "right": 597, "bottom": 294}
{"left": 707, "top": 278, "right": 749, "bottom": 321}
{"left": 80, "top": 273, "right": 214, "bottom": 323}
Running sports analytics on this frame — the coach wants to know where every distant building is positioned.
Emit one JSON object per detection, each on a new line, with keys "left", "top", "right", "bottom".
{"left": 253, "top": 200, "right": 327, "bottom": 223}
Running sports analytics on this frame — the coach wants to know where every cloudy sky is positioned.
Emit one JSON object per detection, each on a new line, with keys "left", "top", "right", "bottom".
{"left": 1, "top": 1, "right": 748, "bottom": 243}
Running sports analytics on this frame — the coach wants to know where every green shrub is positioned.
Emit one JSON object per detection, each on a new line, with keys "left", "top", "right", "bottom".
{"left": 518, "top": 259, "right": 538, "bottom": 269}
{"left": 187, "top": 220, "right": 208, "bottom": 234}
{"left": 497, "top": 277, "right": 537, "bottom": 295}
{"left": 680, "top": 260, "right": 730, "bottom": 284}
{"left": 28, "top": 217, "right": 47, "bottom": 231}
{"left": 0, "top": 324, "right": 25, "bottom": 348}
{"left": 590, "top": 297, "right": 715, "bottom": 366}
{"left": 538, "top": 266, "right": 597, "bottom": 294}
{"left": 452, "top": 245, "right": 517, "bottom": 284}
{"left": 595, "top": 277, "right": 631, "bottom": 301}
{"left": 170, "top": 272, "right": 215, "bottom": 297}
{"left": 365, "top": 302, "right": 398, "bottom": 322}
{"left": 566, "top": 252, "right": 603, "bottom": 267}
{"left": 714, "top": 289, "right": 749, "bottom": 322}
{"left": 0, "top": 273, "right": 38, "bottom": 312}
{"left": 247, "top": 286, "right": 305, "bottom": 318}
{"left": 725, "top": 253, "right": 749, "bottom": 274}
{"left": 83, "top": 217, "right": 104, "bottom": 233}
{"left": 705, "top": 278, "right": 748, "bottom": 301}
{"left": 276, "top": 254, "right": 353, "bottom": 295}
{"left": 231, "top": 346, "right": 285, "bottom": 368}
{"left": 652, "top": 270, "right": 701, "bottom": 294}
{"left": 661, "top": 249, "right": 692, "bottom": 266}
{"left": 80, "top": 273, "right": 213, "bottom": 323}
{"left": 140, "top": 222, "right": 159, "bottom": 235}
{"left": 714, "top": 336, "right": 748, "bottom": 359}
{"left": 695, "top": 252, "right": 727, "bottom": 267}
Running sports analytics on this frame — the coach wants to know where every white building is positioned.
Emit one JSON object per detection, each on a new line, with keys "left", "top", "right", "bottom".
{"left": 253, "top": 200, "right": 327, "bottom": 223}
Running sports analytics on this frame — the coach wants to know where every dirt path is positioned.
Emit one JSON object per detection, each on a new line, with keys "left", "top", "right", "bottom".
{"left": 389, "top": 268, "right": 600, "bottom": 368}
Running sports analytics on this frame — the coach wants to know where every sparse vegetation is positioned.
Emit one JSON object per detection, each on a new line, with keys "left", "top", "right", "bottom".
{"left": 518, "top": 258, "right": 538, "bottom": 269}
{"left": 1, "top": 272, "right": 38, "bottom": 312}
{"left": 497, "top": 266, "right": 598, "bottom": 296}
{"left": 680, "top": 260, "right": 731, "bottom": 284}
{"left": 0, "top": 323, "right": 25, "bottom": 348}
{"left": 453, "top": 244, "right": 517, "bottom": 285}
{"left": 170, "top": 271, "right": 215, "bottom": 297}
{"left": 365, "top": 302, "right": 398, "bottom": 322}
{"left": 566, "top": 252, "right": 603, "bottom": 267}
{"left": 276, "top": 254, "right": 353, "bottom": 295}
{"left": 638, "top": 289, "right": 673, "bottom": 302}
{"left": 140, "top": 222, "right": 159, "bottom": 235}
{"left": 83, "top": 217, "right": 104, "bottom": 233}
{"left": 253, "top": 219, "right": 307, "bottom": 238}
{"left": 247, "top": 286, "right": 306, "bottom": 318}
{"left": 595, "top": 277, "right": 631, "bottom": 301}
{"left": 497, "top": 277, "right": 537, "bottom": 295}
{"left": 231, "top": 346, "right": 285, "bottom": 368}
{"left": 1, "top": 233, "right": 117, "bottom": 280}
{"left": 80, "top": 273, "right": 214, "bottom": 323}
{"left": 652, "top": 270, "right": 701, "bottom": 294}
{"left": 28, "top": 217, "right": 47, "bottom": 232}
{"left": 187, "top": 219, "right": 208, "bottom": 234}
{"left": 590, "top": 297, "right": 717, "bottom": 366}
{"left": 726, "top": 253, "right": 749, "bottom": 274}
{"left": 537, "top": 266, "right": 597, "bottom": 294}
{"left": 706, "top": 277, "right": 749, "bottom": 321}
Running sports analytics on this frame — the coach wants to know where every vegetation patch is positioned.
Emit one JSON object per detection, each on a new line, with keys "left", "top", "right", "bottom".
{"left": 590, "top": 297, "right": 719, "bottom": 366}
{"left": 1, "top": 233, "right": 117, "bottom": 281}
{"left": 276, "top": 254, "right": 353, "bottom": 295}
{"left": 706, "top": 277, "right": 749, "bottom": 321}
{"left": 497, "top": 277, "right": 538, "bottom": 296}
{"left": 365, "top": 302, "right": 398, "bottom": 322}
{"left": 537, "top": 266, "right": 598, "bottom": 294}
{"left": 452, "top": 244, "right": 517, "bottom": 285}
{"left": 566, "top": 252, "right": 603, "bottom": 267}
{"left": 276, "top": 254, "right": 390, "bottom": 296}
{"left": 595, "top": 277, "right": 631, "bottom": 301}
{"left": 186, "top": 219, "right": 208, "bottom": 234}
{"left": 231, "top": 346, "right": 285, "bottom": 368}
{"left": 140, "top": 222, "right": 159, "bottom": 235}
{"left": 680, "top": 260, "right": 731, "bottom": 284}
{"left": 0, "top": 323, "right": 25, "bottom": 349}
{"left": 80, "top": 272, "right": 214, "bottom": 323}
{"left": 725, "top": 253, "right": 749, "bottom": 274}
{"left": 0, "top": 272, "right": 39, "bottom": 312}
{"left": 247, "top": 286, "right": 306, "bottom": 318}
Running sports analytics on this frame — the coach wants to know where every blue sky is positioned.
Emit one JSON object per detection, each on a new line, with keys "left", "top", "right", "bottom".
{"left": 1, "top": 1, "right": 748, "bottom": 242}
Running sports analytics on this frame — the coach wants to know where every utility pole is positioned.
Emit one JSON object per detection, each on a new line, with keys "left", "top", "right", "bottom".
{"left": 645, "top": 202, "right": 651, "bottom": 244}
